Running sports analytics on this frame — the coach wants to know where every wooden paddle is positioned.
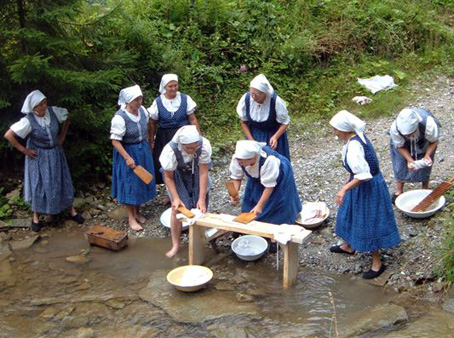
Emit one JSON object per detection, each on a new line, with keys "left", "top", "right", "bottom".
{"left": 411, "top": 174, "right": 454, "bottom": 212}
{"left": 233, "top": 212, "right": 257, "bottom": 224}
{"left": 133, "top": 165, "right": 153, "bottom": 184}
{"left": 177, "top": 206, "right": 195, "bottom": 218}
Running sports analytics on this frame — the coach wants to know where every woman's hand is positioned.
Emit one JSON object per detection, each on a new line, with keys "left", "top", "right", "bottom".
{"left": 423, "top": 156, "right": 433, "bottom": 167}
{"left": 407, "top": 160, "right": 417, "bottom": 171}
{"left": 230, "top": 194, "right": 239, "bottom": 205}
{"left": 251, "top": 203, "right": 263, "bottom": 215}
{"left": 269, "top": 135, "right": 278, "bottom": 149}
{"left": 23, "top": 148, "right": 37, "bottom": 159}
{"left": 172, "top": 198, "right": 184, "bottom": 211}
{"left": 335, "top": 189, "right": 346, "bottom": 205}
{"left": 196, "top": 198, "right": 207, "bottom": 213}
{"left": 125, "top": 157, "right": 136, "bottom": 169}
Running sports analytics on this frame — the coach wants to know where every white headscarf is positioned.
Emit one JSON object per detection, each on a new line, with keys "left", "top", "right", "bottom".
{"left": 172, "top": 125, "right": 200, "bottom": 144}
{"left": 250, "top": 74, "right": 274, "bottom": 96}
{"left": 329, "top": 110, "right": 366, "bottom": 143}
{"left": 234, "top": 140, "right": 266, "bottom": 159}
{"left": 118, "top": 85, "right": 142, "bottom": 109}
{"left": 159, "top": 74, "right": 178, "bottom": 94}
{"left": 21, "top": 90, "right": 46, "bottom": 114}
{"left": 396, "top": 108, "right": 421, "bottom": 135}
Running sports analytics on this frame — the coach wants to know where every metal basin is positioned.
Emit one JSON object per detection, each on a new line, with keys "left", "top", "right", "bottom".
{"left": 232, "top": 235, "right": 268, "bottom": 261}
{"left": 395, "top": 189, "right": 445, "bottom": 219}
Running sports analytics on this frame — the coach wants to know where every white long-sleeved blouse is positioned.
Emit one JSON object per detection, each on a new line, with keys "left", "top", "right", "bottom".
{"left": 236, "top": 93, "right": 290, "bottom": 124}
{"left": 147, "top": 92, "right": 197, "bottom": 120}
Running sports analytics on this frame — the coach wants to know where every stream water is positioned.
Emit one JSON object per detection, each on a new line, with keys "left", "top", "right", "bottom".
{"left": 0, "top": 228, "right": 450, "bottom": 337}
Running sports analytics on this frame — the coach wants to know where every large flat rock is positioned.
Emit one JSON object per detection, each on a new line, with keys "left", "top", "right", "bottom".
{"left": 139, "top": 269, "right": 258, "bottom": 323}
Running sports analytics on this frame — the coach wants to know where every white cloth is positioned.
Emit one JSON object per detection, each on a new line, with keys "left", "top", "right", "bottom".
{"left": 118, "top": 85, "right": 142, "bottom": 109}
{"left": 159, "top": 74, "right": 178, "bottom": 94}
{"left": 176, "top": 208, "right": 203, "bottom": 226}
{"left": 21, "top": 90, "right": 46, "bottom": 114}
{"left": 390, "top": 116, "right": 439, "bottom": 148}
{"left": 10, "top": 107, "right": 68, "bottom": 139}
{"left": 236, "top": 93, "right": 290, "bottom": 124}
{"left": 110, "top": 106, "right": 149, "bottom": 141}
{"left": 159, "top": 137, "right": 212, "bottom": 171}
{"left": 273, "top": 224, "right": 304, "bottom": 245}
{"left": 234, "top": 140, "right": 266, "bottom": 159}
{"left": 147, "top": 92, "right": 197, "bottom": 120}
{"left": 341, "top": 139, "right": 372, "bottom": 181}
{"left": 172, "top": 125, "right": 199, "bottom": 144}
{"left": 229, "top": 152, "right": 281, "bottom": 188}
{"left": 329, "top": 110, "right": 366, "bottom": 143}
{"left": 396, "top": 108, "right": 421, "bottom": 135}
{"left": 357, "top": 75, "right": 398, "bottom": 94}
{"left": 352, "top": 96, "right": 372, "bottom": 105}
{"left": 250, "top": 74, "right": 274, "bottom": 96}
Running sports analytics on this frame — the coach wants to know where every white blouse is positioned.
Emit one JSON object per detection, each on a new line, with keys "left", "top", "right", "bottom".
{"left": 390, "top": 116, "right": 439, "bottom": 147}
{"left": 229, "top": 151, "right": 281, "bottom": 188}
{"left": 342, "top": 139, "right": 372, "bottom": 181}
{"left": 147, "top": 92, "right": 197, "bottom": 120}
{"left": 110, "top": 106, "right": 149, "bottom": 141}
{"left": 159, "top": 137, "right": 212, "bottom": 171}
{"left": 10, "top": 107, "right": 68, "bottom": 139}
{"left": 236, "top": 93, "right": 290, "bottom": 124}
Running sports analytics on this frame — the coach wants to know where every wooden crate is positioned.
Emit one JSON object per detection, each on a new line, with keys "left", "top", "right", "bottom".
{"left": 85, "top": 225, "right": 128, "bottom": 251}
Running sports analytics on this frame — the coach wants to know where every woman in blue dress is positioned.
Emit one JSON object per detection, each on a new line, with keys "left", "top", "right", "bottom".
{"left": 229, "top": 140, "right": 301, "bottom": 225}
{"left": 329, "top": 110, "right": 401, "bottom": 279}
{"left": 111, "top": 85, "right": 156, "bottom": 231}
{"left": 236, "top": 74, "right": 291, "bottom": 160}
{"left": 160, "top": 125, "right": 212, "bottom": 258}
{"left": 4, "top": 90, "right": 84, "bottom": 232}
{"left": 148, "top": 74, "right": 201, "bottom": 186}
{"left": 389, "top": 107, "right": 439, "bottom": 202}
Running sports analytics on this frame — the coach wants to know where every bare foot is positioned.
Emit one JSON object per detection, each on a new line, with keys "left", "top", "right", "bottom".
{"left": 129, "top": 220, "right": 143, "bottom": 231}
{"left": 136, "top": 213, "right": 147, "bottom": 224}
{"left": 165, "top": 247, "right": 179, "bottom": 258}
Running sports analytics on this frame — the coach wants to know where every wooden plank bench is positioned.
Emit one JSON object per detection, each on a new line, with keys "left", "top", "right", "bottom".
{"left": 189, "top": 213, "right": 312, "bottom": 289}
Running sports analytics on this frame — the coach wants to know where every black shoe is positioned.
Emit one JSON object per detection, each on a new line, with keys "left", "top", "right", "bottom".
{"left": 71, "top": 214, "right": 85, "bottom": 224}
{"left": 391, "top": 193, "right": 400, "bottom": 205}
{"left": 31, "top": 221, "right": 41, "bottom": 232}
{"left": 269, "top": 242, "right": 277, "bottom": 254}
{"left": 329, "top": 245, "right": 355, "bottom": 255}
{"left": 363, "top": 264, "right": 386, "bottom": 279}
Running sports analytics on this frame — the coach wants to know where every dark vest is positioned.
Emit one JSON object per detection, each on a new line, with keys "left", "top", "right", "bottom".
{"left": 245, "top": 93, "right": 279, "bottom": 131}
{"left": 156, "top": 94, "right": 190, "bottom": 129}
{"left": 115, "top": 106, "right": 148, "bottom": 144}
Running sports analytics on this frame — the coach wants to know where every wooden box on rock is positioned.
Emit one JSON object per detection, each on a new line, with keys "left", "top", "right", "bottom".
{"left": 85, "top": 225, "right": 128, "bottom": 251}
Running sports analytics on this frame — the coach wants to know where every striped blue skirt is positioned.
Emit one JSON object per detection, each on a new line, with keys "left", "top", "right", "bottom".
{"left": 111, "top": 140, "right": 156, "bottom": 205}
{"left": 335, "top": 173, "right": 401, "bottom": 252}
{"left": 24, "top": 145, "right": 75, "bottom": 214}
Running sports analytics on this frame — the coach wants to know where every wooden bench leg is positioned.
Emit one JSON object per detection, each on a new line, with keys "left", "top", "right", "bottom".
{"left": 189, "top": 225, "right": 205, "bottom": 265}
{"left": 283, "top": 242, "right": 299, "bottom": 289}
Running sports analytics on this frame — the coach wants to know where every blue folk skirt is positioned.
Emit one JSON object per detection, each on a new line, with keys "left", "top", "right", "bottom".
{"left": 250, "top": 127, "right": 290, "bottom": 160}
{"left": 335, "top": 173, "right": 401, "bottom": 252}
{"left": 24, "top": 145, "right": 75, "bottom": 214}
{"left": 242, "top": 161, "right": 301, "bottom": 224}
{"left": 111, "top": 140, "right": 156, "bottom": 205}
{"left": 390, "top": 142, "right": 435, "bottom": 182}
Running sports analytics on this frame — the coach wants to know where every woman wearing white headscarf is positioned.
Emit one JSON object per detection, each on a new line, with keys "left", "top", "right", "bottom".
{"left": 148, "top": 74, "right": 201, "bottom": 186}
{"left": 159, "top": 125, "right": 212, "bottom": 258}
{"left": 4, "top": 90, "right": 84, "bottom": 232}
{"left": 329, "top": 110, "right": 400, "bottom": 279}
{"left": 389, "top": 107, "right": 440, "bottom": 201}
{"left": 229, "top": 140, "right": 301, "bottom": 238}
{"left": 111, "top": 84, "right": 156, "bottom": 231}
{"left": 236, "top": 74, "right": 291, "bottom": 159}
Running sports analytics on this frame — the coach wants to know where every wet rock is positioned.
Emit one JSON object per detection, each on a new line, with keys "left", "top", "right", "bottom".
{"left": 39, "top": 307, "right": 59, "bottom": 320}
{"left": 232, "top": 275, "right": 246, "bottom": 284}
{"left": 105, "top": 299, "right": 126, "bottom": 309}
{"left": 236, "top": 293, "right": 254, "bottom": 302}
{"left": 74, "top": 282, "right": 92, "bottom": 291}
{"left": 442, "top": 297, "right": 454, "bottom": 313}
{"left": 10, "top": 234, "right": 39, "bottom": 250}
{"left": 66, "top": 255, "right": 90, "bottom": 264}
{"left": 213, "top": 281, "right": 235, "bottom": 291}
{"left": 0, "top": 259, "right": 16, "bottom": 287}
{"left": 77, "top": 328, "right": 95, "bottom": 338}
{"left": 107, "top": 207, "right": 128, "bottom": 221}
{"left": 0, "top": 241, "right": 12, "bottom": 261}
{"left": 57, "top": 276, "right": 78, "bottom": 284}
{"left": 340, "top": 303, "right": 408, "bottom": 337}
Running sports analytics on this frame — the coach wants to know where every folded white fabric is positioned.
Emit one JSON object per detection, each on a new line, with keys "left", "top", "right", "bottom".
{"left": 352, "top": 96, "right": 372, "bottom": 105}
{"left": 273, "top": 224, "right": 303, "bottom": 245}
{"left": 357, "top": 75, "right": 398, "bottom": 94}
{"left": 176, "top": 208, "right": 203, "bottom": 226}
{"left": 409, "top": 158, "right": 432, "bottom": 170}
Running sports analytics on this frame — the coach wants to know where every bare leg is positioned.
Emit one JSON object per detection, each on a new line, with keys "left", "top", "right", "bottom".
{"left": 33, "top": 212, "right": 39, "bottom": 223}
{"left": 126, "top": 204, "right": 143, "bottom": 231}
{"left": 135, "top": 205, "right": 147, "bottom": 223}
{"left": 69, "top": 205, "right": 77, "bottom": 217}
{"left": 396, "top": 181, "right": 404, "bottom": 195}
{"left": 371, "top": 250, "right": 381, "bottom": 271}
{"left": 340, "top": 242, "right": 355, "bottom": 254}
{"left": 166, "top": 210, "right": 182, "bottom": 258}
{"left": 422, "top": 180, "right": 429, "bottom": 189}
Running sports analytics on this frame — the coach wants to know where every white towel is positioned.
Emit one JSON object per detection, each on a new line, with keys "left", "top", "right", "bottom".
{"left": 273, "top": 224, "right": 304, "bottom": 245}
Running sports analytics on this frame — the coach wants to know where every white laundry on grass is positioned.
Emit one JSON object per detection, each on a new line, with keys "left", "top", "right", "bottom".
{"left": 358, "top": 75, "right": 398, "bottom": 94}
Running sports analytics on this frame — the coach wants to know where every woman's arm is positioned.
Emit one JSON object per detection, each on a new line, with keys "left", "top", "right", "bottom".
{"left": 397, "top": 146, "right": 416, "bottom": 170}
{"left": 148, "top": 119, "right": 157, "bottom": 149}
{"left": 335, "top": 178, "right": 363, "bottom": 205}
{"left": 269, "top": 123, "right": 288, "bottom": 149}
{"left": 187, "top": 113, "right": 201, "bottom": 133}
{"left": 4, "top": 129, "right": 37, "bottom": 158}
{"left": 196, "top": 163, "right": 209, "bottom": 212}
{"left": 112, "top": 140, "right": 135, "bottom": 169}
{"left": 58, "top": 120, "right": 70, "bottom": 145}
{"left": 251, "top": 187, "right": 274, "bottom": 215}
{"left": 424, "top": 141, "right": 438, "bottom": 164}
{"left": 240, "top": 120, "right": 254, "bottom": 141}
